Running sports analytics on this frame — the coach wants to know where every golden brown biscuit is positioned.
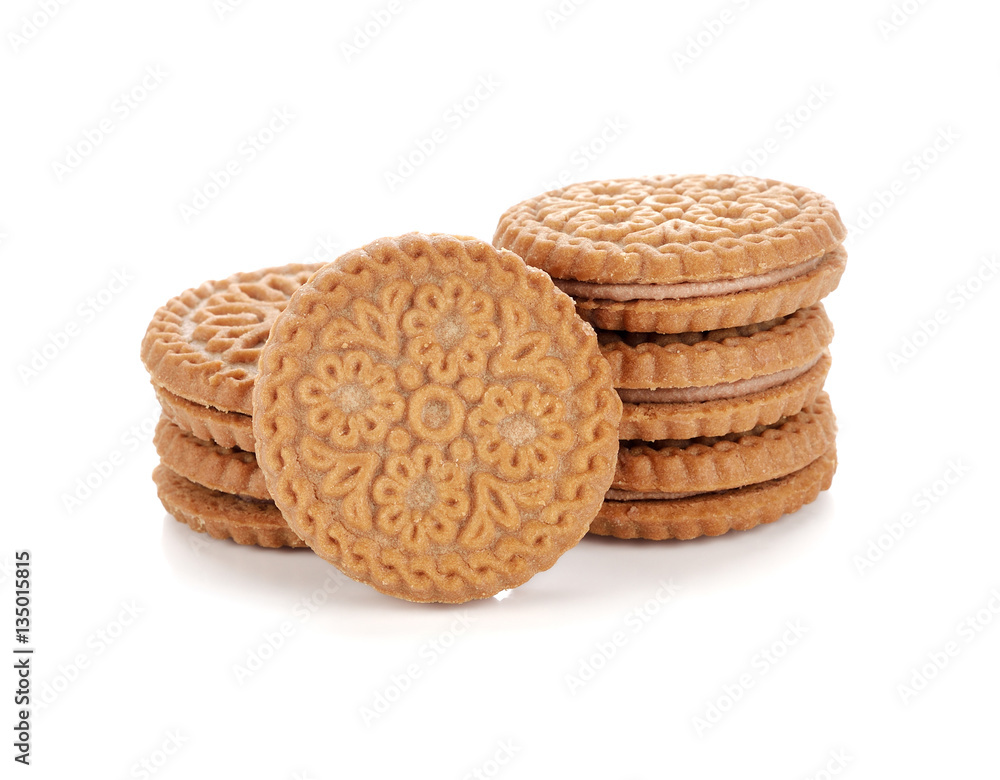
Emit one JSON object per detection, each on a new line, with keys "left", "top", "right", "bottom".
{"left": 154, "top": 384, "right": 255, "bottom": 452}
{"left": 590, "top": 446, "right": 836, "bottom": 540}
{"left": 153, "top": 464, "right": 304, "bottom": 548}
{"left": 613, "top": 393, "right": 835, "bottom": 494}
{"left": 598, "top": 305, "right": 833, "bottom": 439}
{"left": 141, "top": 264, "right": 322, "bottom": 414}
{"left": 153, "top": 416, "right": 269, "bottom": 500}
{"left": 494, "top": 176, "right": 846, "bottom": 333}
{"left": 253, "top": 233, "right": 622, "bottom": 603}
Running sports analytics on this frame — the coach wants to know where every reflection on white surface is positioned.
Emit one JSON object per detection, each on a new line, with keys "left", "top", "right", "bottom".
{"left": 159, "top": 490, "right": 835, "bottom": 627}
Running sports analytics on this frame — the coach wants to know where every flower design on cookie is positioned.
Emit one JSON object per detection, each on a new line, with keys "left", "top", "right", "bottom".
{"left": 402, "top": 276, "right": 500, "bottom": 385}
{"left": 372, "top": 444, "right": 470, "bottom": 551}
{"left": 296, "top": 351, "right": 405, "bottom": 448}
{"left": 466, "top": 381, "right": 574, "bottom": 480}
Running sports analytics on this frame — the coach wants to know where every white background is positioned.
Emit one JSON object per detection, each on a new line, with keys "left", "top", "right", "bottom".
{"left": 3, "top": 0, "right": 999, "bottom": 777}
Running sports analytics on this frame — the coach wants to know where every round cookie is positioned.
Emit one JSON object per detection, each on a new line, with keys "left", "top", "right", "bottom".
{"left": 494, "top": 175, "right": 847, "bottom": 333}
{"left": 600, "top": 305, "right": 833, "bottom": 439}
{"left": 141, "top": 264, "right": 322, "bottom": 415}
{"left": 153, "top": 464, "right": 304, "bottom": 548}
{"left": 613, "top": 393, "right": 836, "bottom": 494}
{"left": 253, "top": 233, "right": 622, "bottom": 603}
{"left": 154, "top": 384, "right": 255, "bottom": 452}
{"left": 153, "top": 416, "right": 269, "bottom": 500}
{"left": 590, "top": 446, "right": 837, "bottom": 540}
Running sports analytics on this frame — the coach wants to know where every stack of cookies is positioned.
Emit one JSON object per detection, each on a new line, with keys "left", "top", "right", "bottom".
{"left": 141, "top": 176, "right": 847, "bottom": 603}
{"left": 141, "top": 235, "right": 622, "bottom": 603}
{"left": 493, "top": 175, "right": 845, "bottom": 540}
{"left": 142, "top": 265, "right": 322, "bottom": 548}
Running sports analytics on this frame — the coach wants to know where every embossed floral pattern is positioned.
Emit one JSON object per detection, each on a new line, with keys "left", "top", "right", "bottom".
{"left": 466, "top": 380, "right": 574, "bottom": 480}
{"left": 372, "top": 444, "right": 470, "bottom": 551}
{"left": 296, "top": 350, "right": 405, "bottom": 449}
{"left": 402, "top": 277, "right": 500, "bottom": 385}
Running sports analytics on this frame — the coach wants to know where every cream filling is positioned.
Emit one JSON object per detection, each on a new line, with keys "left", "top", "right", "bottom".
{"left": 617, "top": 356, "right": 819, "bottom": 404}
{"left": 555, "top": 254, "right": 827, "bottom": 302}
{"left": 605, "top": 489, "right": 700, "bottom": 501}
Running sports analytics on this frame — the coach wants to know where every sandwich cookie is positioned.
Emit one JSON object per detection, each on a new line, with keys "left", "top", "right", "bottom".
{"left": 153, "top": 464, "right": 305, "bottom": 549}
{"left": 141, "top": 263, "right": 322, "bottom": 416}
{"left": 493, "top": 175, "right": 847, "bottom": 333}
{"left": 596, "top": 393, "right": 836, "bottom": 540}
{"left": 601, "top": 305, "right": 833, "bottom": 440}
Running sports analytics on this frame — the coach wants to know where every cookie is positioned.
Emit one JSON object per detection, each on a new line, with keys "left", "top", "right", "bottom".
{"left": 590, "top": 445, "right": 836, "bottom": 540}
{"left": 253, "top": 233, "right": 622, "bottom": 603}
{"left": 614, "top": 393, "right": 834, "bottom": 494}
{"left": 494, "top": 175, "right": 846, "bottom": 333}
{"left": 154, "top": 384, "right": 255, "bottom": 452}
{"left": 600, "top": 305, "right": 833, "bottom": 439}
{"left": 141, "top": 264, "right": 322, "bottom": 415}
{"left": 153, "top": 415, "right": 269, "bottom": 500}
{"left": 153, "top": 464, "right": 305, "bottom": 548}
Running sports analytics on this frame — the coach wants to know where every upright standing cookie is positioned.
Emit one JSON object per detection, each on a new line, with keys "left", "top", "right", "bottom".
{"left": 494, "top": 175, "right": 847, "bottom": 333}
{"left": 253, "top": 234, "right": 622, "bottom": 603}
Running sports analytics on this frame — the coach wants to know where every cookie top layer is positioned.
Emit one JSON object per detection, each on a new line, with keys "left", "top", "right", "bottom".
{"left": 494, "top": 175, "right": 846, "bottom": 284}
{"left": 141, "top": 265, "right": 322, "bottom": 414}
{"left": 597, "top": 304, "right": 834, "bottom": 389}
{"left": 252, "top": 233, "right": 621, "bottom": 603}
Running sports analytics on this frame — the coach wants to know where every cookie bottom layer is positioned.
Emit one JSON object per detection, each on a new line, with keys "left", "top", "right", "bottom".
{"left": 153, "top": 463, "right": 304, "bottom": 548}
{"left": 155, "top": 384, "right": 255, "bottom": 452}
{"left": 575, "top": 248, "right": 845, "bottom": 334}
{"left": 590, "top": 446, "right": 836, "bottom": 540}
{"left": 154, "top": 416, "right": 270, "bottom": 500}
{"left": 619, "top": 351, "right": 830, "bottom": 440}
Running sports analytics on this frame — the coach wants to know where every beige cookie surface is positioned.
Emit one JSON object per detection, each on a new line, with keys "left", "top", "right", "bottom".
{"left": 494, "top": 175, "right": 846, "bottom": 285}
{"left": 574, "top": 248, "right": 845, "bottom": 333}
{"left": 154, "top": 416, "right": 269, "bottom": 500}
{"left": 619, "top": 351, "right": 830, "bottom": 440}
{"left": 598, "top": 304, "right": 833, "bottom": 389}
{"left": 153, "top": 463, "right": 304, "bottom": 548}
{"left": 154, "top": 384, "right": 255, "bottom": 452}
{"left": 141, "top": 264, "right": 322, "bottom": 414}
{"left": 253, "top": 233, "right": 622, "bottom": 603}
{"left": 614, "top": 393, "right": 836, "bottom": 493}
{"left": 591, "top": 446, "right": 836, "bottom": 540}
